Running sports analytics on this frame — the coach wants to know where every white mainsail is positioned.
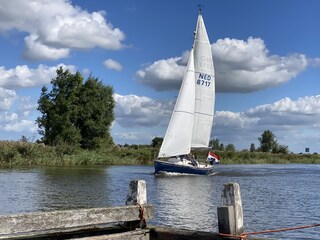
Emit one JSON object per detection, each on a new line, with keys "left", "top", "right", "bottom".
{"left": 191, "top": 12, "right": 215, "bottom": 148}
{"left": 158, "top": 11, "right": 214, "bottom": 158}
{"left": 158, "top": 49, "right": 195, "bottom": 157}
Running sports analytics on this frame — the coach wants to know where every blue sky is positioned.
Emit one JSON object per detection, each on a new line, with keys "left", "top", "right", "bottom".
{"left": 0, "top": 0, "right": 319, "bottom": 153}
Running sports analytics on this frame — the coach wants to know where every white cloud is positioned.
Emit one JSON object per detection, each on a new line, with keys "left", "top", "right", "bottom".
{"left": 0, "top": 109, "right": 37, "bottom": 135}
{"left": 24, "top": 34, "right": 70, "bottom": 60}
{"left": 2, "top": 119, "right": 36, "bottom": 132}
{"left": 245, "top": 95, "right": 320, "bottom": 126}
{"left": 104, "top": 59, "right": 123, "bottom": 71}
{"left": 82, "top": 68, "right": 91, "bottom": 75}
{"left": 114, "top": 93, "right": 173, "bottom": 128}
{"left": 213, "top": 37, "right": 308, "bottom": 92}
{"left": 113, "top": 93, "right": 320, "bottom": 152}
{"left": 0, "top": 95, "right": 39, "bottom": 138}
{"left": 136, "top": 57, "right": 186, "bottom": 91}
{"left": 213, "top": 95, "right": 320, "bottom": 152}
{"left": 0, "top": 0, "right": 126, "bottom": 61}
{"left": 0, "top": 64, "right": 76, "bottom": 89}
{"left": 113, "top": 131, "right": 153, "bottom": 145}
{"left": 136, "top": 37, "right": 309, "bottom": 93}
{"left": 0, "top": 88, "right": 16, "bottom": 111}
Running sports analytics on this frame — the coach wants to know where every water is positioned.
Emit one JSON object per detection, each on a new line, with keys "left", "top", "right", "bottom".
{"left": 0, "top": 164, "right": 319, "bottom": 240}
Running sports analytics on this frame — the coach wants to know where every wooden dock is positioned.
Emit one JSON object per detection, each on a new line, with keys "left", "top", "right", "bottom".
{"left": 0, "top": 180, "right": 266, "bottom": 240}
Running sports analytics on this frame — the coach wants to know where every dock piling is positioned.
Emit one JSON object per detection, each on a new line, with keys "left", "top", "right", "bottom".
{"left": 126, "top": 179, "right": 147, "bottom": 205}
{"left": 126, "top": 179, "right": 148, "bottom": 229}
{"left": 218, "top": 182, "right": 244, "bottom": 235}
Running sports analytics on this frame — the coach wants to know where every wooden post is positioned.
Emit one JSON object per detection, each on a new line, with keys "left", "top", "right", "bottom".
{"left": 126, "top": 179, "right": 147, "bottom": 205}
{"left": 126, "top": 179, "right": 147, "bottom": 229}
{"left": 218, "top": 182, "right": 243, "bottom": 235}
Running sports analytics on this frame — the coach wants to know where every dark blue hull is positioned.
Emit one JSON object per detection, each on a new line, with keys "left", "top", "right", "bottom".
{"left": 154, "top": 159, "right": 214, "bottom": 175}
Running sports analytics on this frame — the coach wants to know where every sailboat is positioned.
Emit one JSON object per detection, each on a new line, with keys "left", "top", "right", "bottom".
{"left": 154, "top": 8, "right": 216, "bottom": 175}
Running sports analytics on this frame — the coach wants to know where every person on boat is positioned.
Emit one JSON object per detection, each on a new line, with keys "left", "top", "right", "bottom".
{"left": 189, "top": 153, "right": 199, "bottom": 167}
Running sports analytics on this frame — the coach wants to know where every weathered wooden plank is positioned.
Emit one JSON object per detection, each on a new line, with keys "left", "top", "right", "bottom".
{"left": 149, "top": 227, "right": 270, "bottom": 240}
{"left": 149, "top": 226, "right": 226, "bottom": 240}
{"left": 72, "top": 229, "right": 150, "bottom": 240}
{"left": 0, "top": 205, "right": 153, "bottom": 236}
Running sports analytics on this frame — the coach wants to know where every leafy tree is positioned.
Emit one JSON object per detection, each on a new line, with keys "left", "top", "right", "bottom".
{"left": 225, "top": 143, "right": 236, "bottom": 152}
{"left": 37, "top": 67, "right": 114, "bottom": 149}
{"left": 250, "top": 143, "right": 255, "bottom": 152}
{"left": 78, "top": 77, "right": 114, "bottom": 149}
{"left": 151, "top": 137, "right": 163, "bottom": 148}
{"left": 272, "top": 144, "right": 289, "bottom": 154}
{"left": 258, "top": 130, "right": 278, "bottom": 152}
{"left": 20, "top": 135, "right": 29, "bottom": 143}
{"left": 219, "top": 143, "right": 225, "bottom": 151}
{"left": 210, "top": 138, "right": 220, "bottom": 150}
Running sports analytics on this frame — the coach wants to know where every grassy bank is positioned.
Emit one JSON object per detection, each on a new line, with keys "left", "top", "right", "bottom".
{"left": 0, "top": 141, "right": 319, "bottom": 167}
{"left": 0, "top": 141, "right": 156, "bottom": 166}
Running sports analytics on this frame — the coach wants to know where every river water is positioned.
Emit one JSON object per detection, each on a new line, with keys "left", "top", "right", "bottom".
{"left": 0, "top": 164, "right": 319, "bottom": 239}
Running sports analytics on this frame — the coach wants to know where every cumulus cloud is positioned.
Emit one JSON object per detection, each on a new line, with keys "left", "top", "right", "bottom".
{"left": 0, "top": 107, "right": 37, "bottom": 136}
{"left": 24, "top": 34, "right": 70, "bottom": 60}
{"left": 213, "top": 37, "right": 308, "bottom": 92}
{"left": 245, "top": 95, "right": 320, "bottom": 126}
{"left": 136, "top": 37, "right": 309, "bottom": 93}
{"left": 0, "top": 92, "right": 40, "bottom": 138}
{"left": 0, "top": 0, "right": 126, "bottom": 60}
{"left": 113, "top": 132, "right": 153, "bottom": 145}
{"left": 113, "top": 93, "right": 320, "bottom": 152}
{"left": 0, "top": 88, "right": 16, "bottom": 111}
{"left": 213, "top": 95, "right": 320, "bottom": 151}
{"left": 137, "top": 57, "right": 186, "bottom": 91}
{"left": 114, "top": 93, "right": 173, "bottom": 128}
{"left": 103, "top": 59, "right": 123, "bottom": 71}
{"left": 0, "top": 64, "right": 76, "bottom": 89}
{"left": 2, "top": 119, "right": 36, "bottom": 132}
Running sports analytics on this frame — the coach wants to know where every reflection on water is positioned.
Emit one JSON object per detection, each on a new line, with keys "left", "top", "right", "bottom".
{"left": 0, "top": 169, "right": 40, "bottom": 214}
{"left": 152, "top": 175, "right": 219, "bottom": 231}
{"left": 0, "top": 167, "right": 111, "bottom": 214}
{"left": 0, "top": 164, "right": 320, "bottom": 240}
{"left": 36, "top": 167, "right": 110, "bottom": 211}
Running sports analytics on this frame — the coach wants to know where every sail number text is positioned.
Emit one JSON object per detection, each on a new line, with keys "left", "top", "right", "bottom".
{"left": 196, "top": 73, "right": 212, "bottom": 87}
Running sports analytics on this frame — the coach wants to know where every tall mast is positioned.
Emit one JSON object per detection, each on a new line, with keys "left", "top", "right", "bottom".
{"left": 197, "top": 4, "right": 203, "bottom": 14}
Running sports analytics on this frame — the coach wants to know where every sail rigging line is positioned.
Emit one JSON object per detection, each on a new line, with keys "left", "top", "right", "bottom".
{"left": 174, "top": 110, "right": 194, "bottom": 115}
{"left": 194, "top": 111, "right": 214, "bottom": 117}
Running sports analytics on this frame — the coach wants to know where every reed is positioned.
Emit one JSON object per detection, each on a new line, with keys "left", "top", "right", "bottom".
{"left": 0, "top": 141, "right": 319, "bottom": 166}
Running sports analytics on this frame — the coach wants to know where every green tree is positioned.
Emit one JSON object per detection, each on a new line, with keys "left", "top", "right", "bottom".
{"left": 78, "top": 77, "right": 114, "bottom": 149}
{"left": 151, "top": 137, "right": 163, "bottom": 148}
{"left": 272, "top": 144, "right": 289, "bottom": 154}
{"left": 258, "top": 130, "right": 278, "bottom": 152}
{"left": 37, "top": 68, "right": 82, "bottom": 147}
{"left": 219, "top": 143, "right": 225, "bottom": 151}
{"left": 250, "top": 143, "right": 255, "bottom": 152}
{"left": 36, "top": 67, "right": 114, "bottom": 149}
{"left": 225, "top": 143, "right": 236, "bottom": 152}
{"left": 210, "top": 138, "right": 220, "bottom": 150}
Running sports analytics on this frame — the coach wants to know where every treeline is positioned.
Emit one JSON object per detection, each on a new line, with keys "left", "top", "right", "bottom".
{"left": 210, "top": 130, "right": 290, "bottom": 154}
{"left": 1, "top": 139, "right": 319, "bottom": 166}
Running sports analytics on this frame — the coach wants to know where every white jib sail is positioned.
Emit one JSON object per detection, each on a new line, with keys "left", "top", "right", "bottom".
{"left": 191, "top": 13, "right": 215, "bottom": 148}
{"left": 158, "top": 49, "right": 196, "bottom": 158}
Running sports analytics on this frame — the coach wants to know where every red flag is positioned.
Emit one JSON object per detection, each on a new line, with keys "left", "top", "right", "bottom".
{"left": 208, "top": 151, "right": 220, "bottom": 160}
